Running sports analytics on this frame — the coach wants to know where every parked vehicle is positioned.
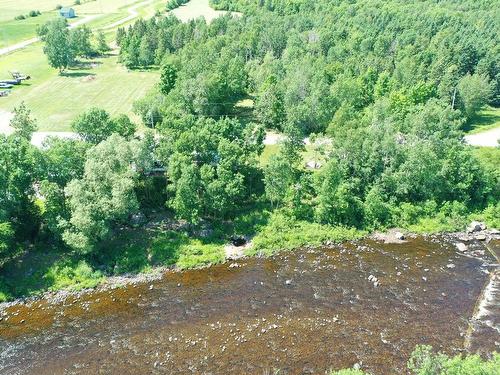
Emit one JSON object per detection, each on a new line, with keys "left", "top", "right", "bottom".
{"left": 10, "top": 71, "right": 30, "bottom": 80}
{"left": 0, "top": 78, "right": 21, "bottom": 85}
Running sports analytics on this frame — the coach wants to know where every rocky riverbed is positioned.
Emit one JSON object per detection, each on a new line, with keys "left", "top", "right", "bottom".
{"left": 0, "top": 235, "right": 498, "bottom": 374}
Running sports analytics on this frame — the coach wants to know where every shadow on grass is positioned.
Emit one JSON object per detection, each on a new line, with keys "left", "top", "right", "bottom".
{"left": 464, "top": 107, "right": 500, "bottom": 133}
{"left": 88, "top": 227, "right": 189, "bottom": 275}
{"left": 60, "top": 71, "right": 96, "bottom": 78}
{"left": 0, "top": 243, "right": 70, "bottom": 300}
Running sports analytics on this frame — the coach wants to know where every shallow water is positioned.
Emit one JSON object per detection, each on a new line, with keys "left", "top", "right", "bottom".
{"left": 0, "top": 237, "right": 498, "bottom": 374}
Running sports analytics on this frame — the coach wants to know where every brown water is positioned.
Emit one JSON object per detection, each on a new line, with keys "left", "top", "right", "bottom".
{"left": 0, "top": 237, "right": 498, "bottom": 374}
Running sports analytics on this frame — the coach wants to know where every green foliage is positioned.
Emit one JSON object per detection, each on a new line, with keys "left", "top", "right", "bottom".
{"left": 39, "top": 180, "right": 69, "bottom": 239}
{"left": 39, "top": 18, "right": 74, "bottom": 72}
{"left": 41, "top": 137, "right": 89, "bottom": 186}
{"left": 9, "top": 102, "right": 38, "bottom": 140}
{"left": 133, "top": 92, "right": 164, "bottom": 127}
{"left": 159, "top": 62, "right": 178, "bottom": 95}
{"left": 264, "top": 150, "right": 299, "bottom": 207}
{"left": 255, "top": 75, "right": 286, "bottom": 130}
{"left": 17, "top": 10, "right": 41, "bottom": 19}
{"left": 458, "top": 74, "right": 493, "bottom": 120}
{"left": 113, "top": 113, "right": 136, "bottom": 138}
{"left": 407, "top": 345, "right": 499, "bottom": 375}
{"left": 166, "top": 0, "right": 189, "bottom": 11}
{"left": 0, "top": 222, "right": 15, "bottom": 263}
{"left": 70, "top": 25, "right": 94, "bottom": 58}
{"left": 71, "top": 107, "right": 136, "bottom": 143}
{"left": 163, "top": 116, "right": 264, "bottom": 224}
{"left": 71, "top": 107, "right": 114, "bottom": 143}
{"left": 63, "top": 135, "right": 153, "bottom": 253}
{"left": 45, "top": 260, "right": 103, "bottom": 291}
{"left": 96, "top": 31, "right": 111, "bottom": 54}
{"left": 0, "top": 134, "right": 40, "bottom": 250}
{"left": 176, "top": 240, "right": 225, "bottom": 269}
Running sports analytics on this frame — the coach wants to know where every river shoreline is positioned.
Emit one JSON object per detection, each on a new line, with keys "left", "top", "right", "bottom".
{"left": 1, "top": 232, "right": 498, "bottom": 374}
{"left": 1, "top": 227, "right": 498, "bottom": 312}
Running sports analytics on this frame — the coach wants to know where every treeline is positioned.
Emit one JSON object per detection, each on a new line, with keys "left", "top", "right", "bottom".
{"left": 0, "top": 99, "right": 266, "bottom": 259}
{"left": 118, "top": 0, "right": 499, "bottom": 130}
{"left": 114, "top": 0, "right": 499, "bottom": 230}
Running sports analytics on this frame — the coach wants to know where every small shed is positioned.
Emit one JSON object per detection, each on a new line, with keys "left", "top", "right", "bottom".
{"left": 59, "top": 7, "right": 76, "bottom": 18}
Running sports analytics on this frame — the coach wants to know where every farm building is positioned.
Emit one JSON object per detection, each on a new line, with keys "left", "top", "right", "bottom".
{"left": 59, "top": 7, "right": 76, "bottom": 18}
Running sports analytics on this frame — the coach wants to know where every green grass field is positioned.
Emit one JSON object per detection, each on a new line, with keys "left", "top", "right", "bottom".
{"left": 0, "top": 46, "right": 159, "bottom": 130}
{"left": 0, "top": 0, "right": 62, "bottom": 23}
{"left": 0, "top": 0, "right": 166, "bottom": 131}
{"left": 0, "top": 13, "right": 56, "bottom": 48}
{"left": 0, "top": 0, "right": 152, "bottom": 48}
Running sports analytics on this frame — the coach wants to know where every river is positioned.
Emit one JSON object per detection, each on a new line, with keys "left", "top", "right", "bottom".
{"left": 0, "top": 236, "right": 498, "bottom": 374}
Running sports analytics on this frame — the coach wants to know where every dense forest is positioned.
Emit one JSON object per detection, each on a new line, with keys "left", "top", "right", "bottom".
{"left": 1, "top": 0, "right": 499, "bottom": 297}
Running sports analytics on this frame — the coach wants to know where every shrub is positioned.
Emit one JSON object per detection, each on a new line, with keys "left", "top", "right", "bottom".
{"left": 408, "top": 345, "right": 499, "bottom": 374}
{"left": 14, "top": 14, "right": 26, "bottom": 20}
{"left": 45, "top": 260, "right": 103, "bottom": 291}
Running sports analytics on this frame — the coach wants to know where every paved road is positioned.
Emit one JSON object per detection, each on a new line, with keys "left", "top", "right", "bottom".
{"left": 464, "top": 127, "right": 500, "bottom": 147}
{"left": 170, "top": 0, "right": 241, "bottom": 23}
{"left": 0, "top": 14, "right": 101, "bottom": 56}
{"left": 101, "top": 0, "right": 157, "bottom": 30}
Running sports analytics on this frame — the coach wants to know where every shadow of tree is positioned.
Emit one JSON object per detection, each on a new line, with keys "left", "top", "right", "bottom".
{"left": 61, "top": 71, "right": 96, "bottom": 78}
{"left": 464, "top": 108, "right": 500, "bottom": 132}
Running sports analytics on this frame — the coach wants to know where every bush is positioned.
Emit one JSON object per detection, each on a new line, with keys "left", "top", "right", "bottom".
{"left": 28, "top": 10, "right": 41, "bottom": 17}
{"left": 408, "top": 345, "right": 499, "bottom": 374}
{"left": 45, "top": 260, "right": 103, "bottom": 291}
{"left": 0, "top": 222, "right": 15, "bottom": 264}
{"left": 56, "top": 4, "right": 63, "bottom": 9}
{"left": 74, "top": 0, "right": 81, "bottom": 5}
{"left": 14, "top": 14, "right": 26, "bottom": 20}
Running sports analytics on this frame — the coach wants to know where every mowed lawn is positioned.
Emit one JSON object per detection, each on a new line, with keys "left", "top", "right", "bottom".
{"left": 0, "top": 0, "right": 61, "bottom": 22}
{"left": 0, "top": 45, "right": 159, "bottom": 131}
{"left": 0, "top": 0, "right": 147, "bottom": 48}
{"left": 0, "top": 13, "right": 57, "bottom": 48}
{"left": 0, "top": 0, "right": 61, "bottom": 48}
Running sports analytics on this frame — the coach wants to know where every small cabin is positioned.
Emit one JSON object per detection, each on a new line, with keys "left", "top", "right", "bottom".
{"left": 59, "top": 7, "right": 76, "bottom": 18}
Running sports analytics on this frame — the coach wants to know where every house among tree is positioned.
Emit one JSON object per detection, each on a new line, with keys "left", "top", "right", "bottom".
{"left": 59, "top": 7, "right": 76, "bottom": 18}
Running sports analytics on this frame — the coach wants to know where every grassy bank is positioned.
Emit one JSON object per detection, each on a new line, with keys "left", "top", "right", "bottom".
{"left": 1, "top": 146, "right": 498, "bottom": 302}
{"left": 0, "top": 204, "right": 362, "bottom": 302}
